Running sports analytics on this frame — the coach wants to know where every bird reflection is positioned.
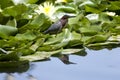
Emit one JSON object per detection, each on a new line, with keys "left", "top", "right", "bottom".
{"left": 28, "top": 74, "right": 37, "bottom": 80}
{"left": 59, "top": 54, "right": 76, "bottom": 64}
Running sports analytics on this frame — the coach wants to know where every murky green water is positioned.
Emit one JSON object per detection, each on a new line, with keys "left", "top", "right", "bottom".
{"left": 0, "top": 48, "right": 120, "bottom": 80}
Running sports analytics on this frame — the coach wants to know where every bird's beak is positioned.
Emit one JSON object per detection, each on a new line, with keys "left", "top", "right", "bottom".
{"left": 69, "top": 15, "right": 76, "bottom": 18}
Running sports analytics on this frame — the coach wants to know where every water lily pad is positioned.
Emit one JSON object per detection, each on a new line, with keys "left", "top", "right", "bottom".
{"left": 0, "top": 24, "right": 17, "bottom": 38}
{"left": 20, "top": 49, "right": 62, "bottom": 61}
{"left": 2, "top": 4, "right": 27, "bottom": 17}
{"left": 0, "top": 52, "right": 19, "bottom": 61}
{"left": 61, "top": 48, "right": 84, "bottom": 54}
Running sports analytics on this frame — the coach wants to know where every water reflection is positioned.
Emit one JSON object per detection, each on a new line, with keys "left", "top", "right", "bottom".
{"left": 0, "top": 48, "right": 120, "bottom": 80}
{"left": 0, "top": 60, "right": 29, "bottom": 73}
{"left": 5, "top": 74, "right": 15, "bottom": 80}
{"left": 27, "top": 74, "right": 37, "bottom": 80}
{"left": 4, "top": 73, "right": 37, "bottom": 80}
{"left": 59, "top": 54, "right": 76, "bottom": 64}
{"left": 53, "top": 48, "right": 87, "bottom": 64}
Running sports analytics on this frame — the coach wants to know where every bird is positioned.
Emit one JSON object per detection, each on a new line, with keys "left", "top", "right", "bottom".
{"left": 43, "top": 15, "right": 75, "bottom": 34}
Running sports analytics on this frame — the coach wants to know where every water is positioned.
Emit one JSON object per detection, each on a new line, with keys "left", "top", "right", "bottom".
{"left": 0, "top": 48, "right": 120, "bottom": 80}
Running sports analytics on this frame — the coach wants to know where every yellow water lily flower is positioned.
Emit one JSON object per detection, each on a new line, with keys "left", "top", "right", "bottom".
{"left": 35, "top": 2, "right": 56, "bottom": 19}
{"left": 55, "top": 0, "right": 68, "bottom": 3}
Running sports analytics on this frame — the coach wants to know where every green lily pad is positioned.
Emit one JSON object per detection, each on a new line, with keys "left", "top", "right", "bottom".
{"left": 20, "top": 49, "right": 62, "bottom": 61}
{"left": 0, "top": 52, "right": 19, "bottom": 61}
{"left": 2, "top": 4, "right": 27, "bottom": 17}
{"left": 0, "top": 24, "right": 17, "bottom": 38}
{"left": 84, "top": 33, "right": 110, "bottom": 45}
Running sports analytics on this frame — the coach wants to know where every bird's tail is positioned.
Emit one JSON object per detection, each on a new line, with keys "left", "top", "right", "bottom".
{"left": 43, "top": 30, "right": 48, "bottom": 34}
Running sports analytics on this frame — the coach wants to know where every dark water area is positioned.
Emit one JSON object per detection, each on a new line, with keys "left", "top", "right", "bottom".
{"left": 0, "top": 48, "right": 120, "bottom": 80}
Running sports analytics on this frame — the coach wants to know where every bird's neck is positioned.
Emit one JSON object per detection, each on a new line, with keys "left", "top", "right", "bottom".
{"left": 60, "top": 19, "right": 68, "bottom": 27}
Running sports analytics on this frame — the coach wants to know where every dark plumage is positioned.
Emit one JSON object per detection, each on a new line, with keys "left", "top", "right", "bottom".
{"left": 44, "top": 15, "right": 75, "bottom": 34}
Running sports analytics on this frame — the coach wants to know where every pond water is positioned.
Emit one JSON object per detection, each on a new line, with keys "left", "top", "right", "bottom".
{"left": 0, "top": 48, "right": 120, "bottom": 80}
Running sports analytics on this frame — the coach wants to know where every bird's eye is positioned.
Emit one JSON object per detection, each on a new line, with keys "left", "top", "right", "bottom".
{"left": 63, "top": 17, "right": 66, "bottom": 19}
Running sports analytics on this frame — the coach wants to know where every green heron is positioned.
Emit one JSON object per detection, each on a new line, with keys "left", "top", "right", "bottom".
{"left": 44, "top": 15, "right": 75, "bottom": 34}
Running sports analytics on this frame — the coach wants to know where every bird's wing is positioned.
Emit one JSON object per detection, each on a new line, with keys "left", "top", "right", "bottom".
{"left": 44, "top": 21, "right": 62, "bottom": 34}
